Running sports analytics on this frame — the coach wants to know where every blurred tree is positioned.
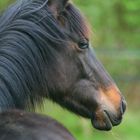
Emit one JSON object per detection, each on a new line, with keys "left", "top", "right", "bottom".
{"left": 74, "top": 0, "right": 140, "bottom": 49}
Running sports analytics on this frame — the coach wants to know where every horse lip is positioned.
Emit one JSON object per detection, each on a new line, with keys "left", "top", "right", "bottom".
{"left": 104, "top": 110, "right": 122, "bottom": 126}
{"left": 91, "top": 110, "right": 122, "bottom": 131}
{"left": 91, "top": 111, "right": 112, "bottom": 131}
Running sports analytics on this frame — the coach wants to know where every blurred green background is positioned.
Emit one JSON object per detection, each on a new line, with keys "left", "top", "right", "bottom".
{"left": 0, "top": 0, "right": 140, "bottom": 140}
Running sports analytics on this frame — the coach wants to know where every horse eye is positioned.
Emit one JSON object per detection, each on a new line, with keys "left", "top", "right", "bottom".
{"left": 78, "top": 42, "right": 89, "bottom": 49}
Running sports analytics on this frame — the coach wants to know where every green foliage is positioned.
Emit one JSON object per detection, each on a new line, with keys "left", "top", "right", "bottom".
{"left": 74, "top": 0, "right": 139, "bottom": 49}
{"left": 0, "top": 0, "right": 14, "bottom": 11}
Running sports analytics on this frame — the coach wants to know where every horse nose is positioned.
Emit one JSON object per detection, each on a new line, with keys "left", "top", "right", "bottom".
{"left": 108, "top": 99, "right": 126, "bottom": 126}
{"left": 120, "top": 99, "right": 127, "bottom": 115}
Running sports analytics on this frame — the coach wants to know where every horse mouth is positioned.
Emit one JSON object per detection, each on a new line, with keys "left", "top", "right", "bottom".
{"left": 91, "top": 110, "right": 122, "bottom": 131}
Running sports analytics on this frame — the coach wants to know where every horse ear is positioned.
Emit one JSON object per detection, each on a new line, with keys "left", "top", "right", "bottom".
{"left": 48, "top": 0, "right": 69, "bottom": 15}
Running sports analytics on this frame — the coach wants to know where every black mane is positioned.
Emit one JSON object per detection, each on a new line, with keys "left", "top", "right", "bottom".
{"left": 0, "top": 0, "right": 89, "bottom": 110}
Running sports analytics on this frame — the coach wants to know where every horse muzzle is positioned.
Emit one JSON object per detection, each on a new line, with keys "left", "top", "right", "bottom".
{"left": 91, "top": 85, "right": 127, "bottom": 131}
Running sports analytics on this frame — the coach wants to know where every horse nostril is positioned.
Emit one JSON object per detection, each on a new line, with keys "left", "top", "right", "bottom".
{"left": 121, "top": 100, "right": 127, "bottom": 114}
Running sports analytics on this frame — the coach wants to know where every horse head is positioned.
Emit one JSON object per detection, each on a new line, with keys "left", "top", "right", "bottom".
{"left": 45, "top": 0, "right": 127, "bottom": 130}
{"left": 0, "top": 0, "right": 126, "bottom": 131}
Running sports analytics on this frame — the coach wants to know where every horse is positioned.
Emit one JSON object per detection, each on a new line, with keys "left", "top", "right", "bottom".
{"left": 0, "top": 0, "right": 126, "bottom": 139}
{"left": 0, "top": 110, "right": 76, "bottom": 140}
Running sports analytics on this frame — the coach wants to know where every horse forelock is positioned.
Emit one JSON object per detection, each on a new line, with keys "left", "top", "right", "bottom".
{"left": 65, "top": 3, "right": 91, "bottom": 41}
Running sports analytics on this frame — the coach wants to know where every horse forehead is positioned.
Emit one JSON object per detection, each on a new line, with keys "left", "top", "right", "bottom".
{"left": 57, "top": 3, "right": 91, "bottom": 39}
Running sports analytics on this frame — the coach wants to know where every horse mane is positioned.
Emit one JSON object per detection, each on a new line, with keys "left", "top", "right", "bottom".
{"left": 0, "top": 0, "right": 89, "bottom": 111}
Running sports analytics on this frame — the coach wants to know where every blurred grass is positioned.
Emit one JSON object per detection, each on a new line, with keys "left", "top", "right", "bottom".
{"left": 36, "top": 101, "right": 140, "bottom": 140}
{"left": 0, "top": 0, "right": 140, "bottom": 140}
